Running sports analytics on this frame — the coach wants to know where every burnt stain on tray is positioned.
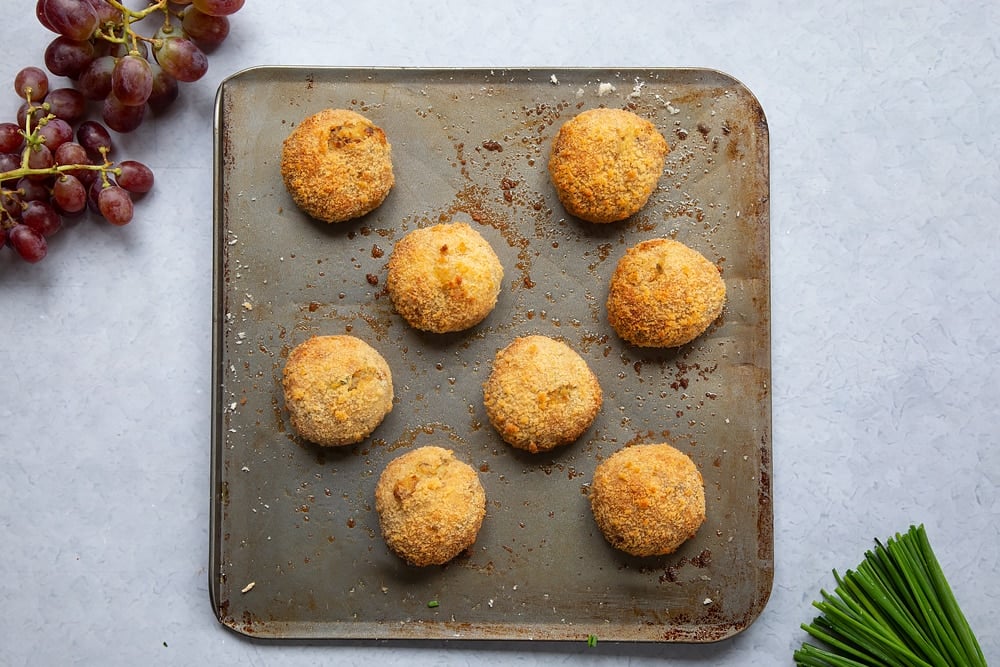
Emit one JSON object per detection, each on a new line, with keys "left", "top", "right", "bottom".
{"left": 210, "top": 67, "right": 771, "bottom": 642}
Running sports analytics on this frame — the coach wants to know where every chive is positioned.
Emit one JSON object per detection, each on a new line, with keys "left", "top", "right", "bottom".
{"left": 427, "top": 600, "right": 439, "bottom": 608}
{"left": 916, "top": 526, "right": 988, "bottom": 666}
{"left": 794, "top": 643, "right": 877, "bottom": 667}
{"left": 887, "top": 533, "right": 960, "bottom": 665}
{"left": 809, "top": 592, "right": 920, "bottom": 667}
{"left": 841, "top": 566, "right": 936, "bottom": 662}
{"left": 794, "top": 525, "right": 985, "bottom": 667}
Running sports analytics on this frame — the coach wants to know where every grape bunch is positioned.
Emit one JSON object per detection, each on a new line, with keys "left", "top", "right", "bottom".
{"left": 38, "top": 0, "right": 244, "bottom": 131}
{"left": 2, "top": 0, "right": 245, "bottom": 263}
{"left": 1, "top": 66, "right": 153, "bottom": 262}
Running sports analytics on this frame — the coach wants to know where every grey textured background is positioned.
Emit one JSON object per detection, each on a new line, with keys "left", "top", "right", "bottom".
{"left": 1, "top": 1, "right": 997, "bottom": 665}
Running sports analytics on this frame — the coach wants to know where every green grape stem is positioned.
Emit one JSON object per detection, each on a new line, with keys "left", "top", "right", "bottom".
{"left": 97, "top": 0, "right": 173, "bottom": 52}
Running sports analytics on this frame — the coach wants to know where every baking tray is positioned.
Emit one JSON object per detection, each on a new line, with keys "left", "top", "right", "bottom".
{"left": 209, "top": 66, "right": 771, "bottom": 642}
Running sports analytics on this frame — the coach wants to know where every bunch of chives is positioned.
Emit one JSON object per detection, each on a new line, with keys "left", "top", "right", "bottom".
{"left": 794, "top": 524, "right": 986, "bottom": 667}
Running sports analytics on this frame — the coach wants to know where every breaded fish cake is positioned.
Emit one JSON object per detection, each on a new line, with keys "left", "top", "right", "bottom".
{"left": 606, "top": 238, "right": 725, "bottom": 348}
{"left": 375, "top": 446, "right": 487, "bottom": 567}
{"left": 483, "top": 335, "right": 602, "bottom": 454}
{"left": 280, "top": 108, "right": 394, "bottom": 222}
{"left": 589, "top": 443, "right": 705, "bottom": 557}
{"left": 548, "top": 108, "right": 669, "bottom": 223}
{"left": 281, "top": 335, "right": 393, "bottom": 447}
{"left": 386, "top": 221, "right": 504, "bottom": 333}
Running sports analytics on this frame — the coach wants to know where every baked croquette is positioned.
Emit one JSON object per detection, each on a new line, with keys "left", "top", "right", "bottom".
{"left": 483, "top": 335, "right": 602, "bottom": 454}
{"left": 386, "top": 222, "right": 504, "bottom": 333}
{"left": 589, "top": 443, "right": 705, "bottom": 557}
{"left": 280, "top": 108, "right": 394, "bottom": 222}
{"left": 281, "top": 335, "right": 393, "bottom": 447}
{"left": 606, "top": 238, "right": 725, "bottom": 348}
{"left": 375, "top": 446, "right": 487, "bottom": 566}
{"left": 548, "top": 108, "right": 669, "bottom": 223}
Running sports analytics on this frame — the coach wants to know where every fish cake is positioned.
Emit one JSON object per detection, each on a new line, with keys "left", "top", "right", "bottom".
{"left": 280, "top": 108, "right": 394, "bottom": 222}
{"left": 483, "top": 335, "right": 602, "bottom": 454}
{"left": 606, "top": 237, "right": 725, "bottom": 347}
{"left": 548, "top": 107, "right": 669, "bottom": 223}
{"left": 281, "top": 335, "right": 393, "bottom": 447}
{"left": 375, "top": 446, "right": 487, "bottom": 567}
{"left": 386, "top": 221, "right": 504, "bottom": 333}
{"left": 589, "top": 443, "right": 705, "bottom": 557}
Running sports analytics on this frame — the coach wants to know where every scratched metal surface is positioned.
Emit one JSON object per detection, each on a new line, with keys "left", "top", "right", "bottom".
{"left": 209, "top": 66, "right": 771, "bottom": 642}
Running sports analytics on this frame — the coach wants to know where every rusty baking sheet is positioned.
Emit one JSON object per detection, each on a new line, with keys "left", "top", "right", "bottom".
{"left": 210, "top": 67, "right": 771, "bottom": 642}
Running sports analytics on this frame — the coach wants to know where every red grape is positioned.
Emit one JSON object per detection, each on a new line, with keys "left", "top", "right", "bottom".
{"left": 0, "top": 123, "right": 23, "bottom": 153}
{"left": 36, "top": 0, "right": 57, "bottom": 32}
{"left": 43, "top": 0, "right": 99, "bottom": 41}
{"left": 85, "top": 0, "right": 120, "bottom": 27}
{"left": 14, "top": 67, "right": 49, "bottom": 101}
{"left": 154, "top": 36, "right": 208, "bottom": 82}
{"left": 43, "top": 88, "right": 87, "bottom": 121}
{"left": 111, "top": 54, "right": 153, "bottom": 106}
{"left": 86, "top": 179, "right": 102, "bottom": 214}
{"left": 9, "top": 224, "right": 48, "bottom": 262}
{"left": 78, "top": 55, "right": 115, "bottom": 100}
{"left": 54, "top": 141, "right": 87, "bottom": 165}
{"left": 0, "top": 153, "right": 20, "bottom": 174}
{"left": 52, "top": 173, "right": 87, "bottom": 212}
{"left": 22, "top": 200, "right": 63, "bottom": 236}
{"left": 147, "top": 64, "right": 179, "bottom": 112}
{"left": 54, "top": 140, "right": 90, "bottom": 169}
{"left": 38, "top": 117, "right": 74, "bottom": 151}
{"left": 182, "top": 7, "right": 230, "bottom": 49}
{"left": 192, "top": 0, "right": 244, "bottom": 17}
{"left": 116, "top": 160, "right": 154, "bottom": 193}
{"left": 17, "top": 177, "right": 52, "bottom": 202}
{"left": 27, "top": 143, "right": 55, "bottom": 175}
{"left": 102, "top": 93, "right": 146, "bottom": 133}
{"left": 97, "top": 184, "right": 133, "bottom": 225}
{"left": 76, "top": 120, "right": 113, "bottom": 160}
{"left": 44, "top": 36, "right": 96, "bottom": 79}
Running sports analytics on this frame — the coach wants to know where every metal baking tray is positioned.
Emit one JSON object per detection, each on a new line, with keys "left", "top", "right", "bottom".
{"left": 210, "top": 66, "right": 771, "bottom": 642}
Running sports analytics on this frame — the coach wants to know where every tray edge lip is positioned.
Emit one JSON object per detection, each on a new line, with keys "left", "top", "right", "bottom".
{"left": 215, "top": 64, "right": 766, "bottom": 113}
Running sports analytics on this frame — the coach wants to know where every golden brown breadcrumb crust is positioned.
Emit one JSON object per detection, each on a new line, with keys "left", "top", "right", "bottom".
{"left": 281, "top": 335, "right": 393, "bottom": 447}
{"left": 483, "top": 335, "right": 602, "bottom": 453}
{"left": 280, "top": 108, "right": 394, "bottom": 222}
{"left": 375, "top": 446, "right": 487, "bottom": 566}
{"left": 606, "top": 238, "right": 726, "bottom": 348}
{"left": 386, "top": 222, "right": 504, "bottom": 333}
{"left": 589, "top": 443, "right": 706, "bottom": 557}
{"left": 548, "top": 108, "right": 669, "bottom": 223}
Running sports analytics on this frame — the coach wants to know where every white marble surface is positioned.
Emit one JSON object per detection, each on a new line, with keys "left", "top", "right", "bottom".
{"left": 2, "top": 1, "right": 998, "bottom": 665}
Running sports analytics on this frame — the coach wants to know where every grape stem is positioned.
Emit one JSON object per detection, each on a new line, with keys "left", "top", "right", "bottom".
{"left": 2, "top": 156, "right": 118, "bottom": 185}
{"left": 95, "top": 0, "right": 173, "bottom": 53}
